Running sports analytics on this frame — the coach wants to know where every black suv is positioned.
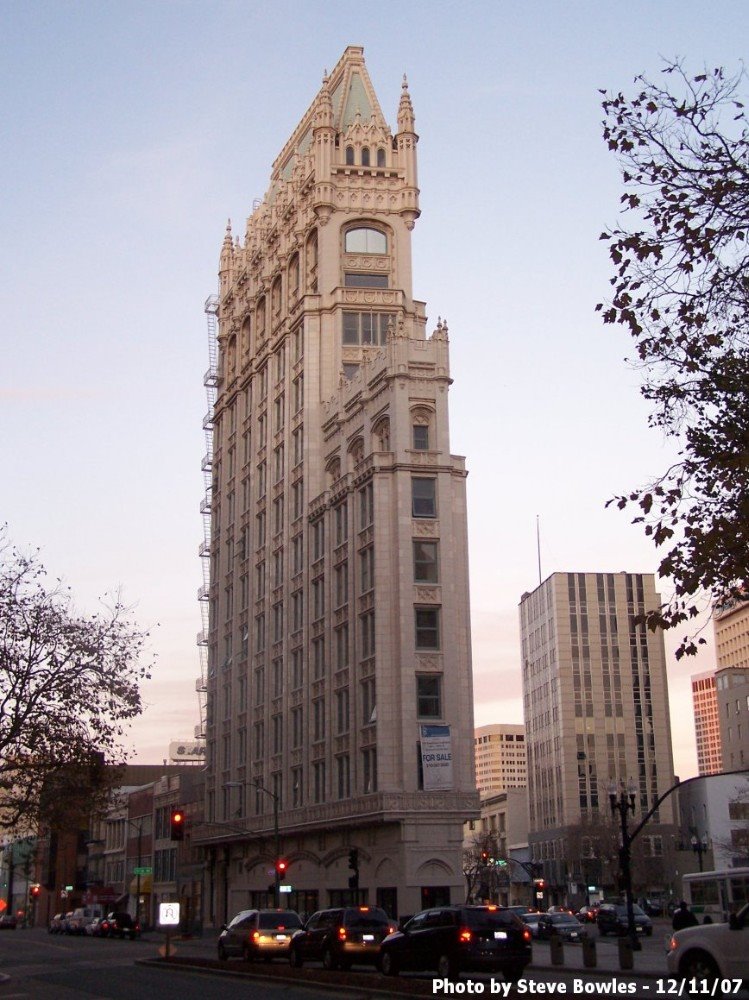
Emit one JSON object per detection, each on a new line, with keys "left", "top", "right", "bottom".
{"left": 288, "top": 906, "right": 396, "bottom": 969}
{"left": 105, "top": 911, "right": 140, "bottom": 940}
{"left": 596, "top": 901, "right": 653, "bottom": 937}
{"left": 378, "top": 905, "right": 532, "bottom": 980}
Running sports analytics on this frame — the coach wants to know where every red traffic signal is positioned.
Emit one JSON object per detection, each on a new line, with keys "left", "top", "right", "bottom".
{"left": 29, "top": 885, "right": 40, "bottom": 898}
{"left": 275, "top": 859, "right": 288, "bottom": 875}
{"left": 170, "top": 807, "right": 185, "bottom": 841}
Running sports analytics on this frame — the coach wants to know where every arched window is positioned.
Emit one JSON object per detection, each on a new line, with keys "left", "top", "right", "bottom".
{"left": 345, "top": 227, "right": 387, "bottom": 254}
{"left": 345, "top": 146, "right": 354, "bottom": 165}
{"left": 373, "top": 417, "right": 390, "bottom": 451}
{"left": 241, "top": 315, "right": 252, "bottom": 358}
{"left": 411, "top": 407, "right": 434, "bottom": 450}
{"left": 288, "top": 253, "right": 300, "bottom": 305}
{"left": 361, "top": 146, "right": 370, "bottom": 167}
{"left": 376, "top": 148, "right": 386, "bottom": 168}
{"left": 271, "top": 275, "right": 282, "bottom": 318}
{"left": 227, "top": 335, "right": 237, "bottom": 377}
{"left": 256, "top": 297, "right": 267, "bottom": 341}
{"left": 306, "top": 230, "right": 318, "bottom": 292}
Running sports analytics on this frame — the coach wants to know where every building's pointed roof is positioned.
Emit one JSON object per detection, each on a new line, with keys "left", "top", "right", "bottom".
{"left": 272, "top": 46, "right": 389, "bottom": 180}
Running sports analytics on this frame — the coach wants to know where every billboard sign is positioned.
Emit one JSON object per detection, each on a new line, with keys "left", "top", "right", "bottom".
{"left": 168, "top": 740, "right": 206, "bottom": 763}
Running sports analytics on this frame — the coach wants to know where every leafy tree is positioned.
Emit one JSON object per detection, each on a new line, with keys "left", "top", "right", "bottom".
{"left": 0, "top": 531, "right": 152, "bottom": 832}
{"left": 598, "top": 61, "right": 749, "bottom": 655}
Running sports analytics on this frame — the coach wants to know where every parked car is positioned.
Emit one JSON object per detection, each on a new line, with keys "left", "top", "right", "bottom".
{"left": 0, "top": 914, "right": 17, "bottom": 930}
{"left": 667, "top": 902, "right": 749, "bottom": 982}
{"left": 378, "top": 904, "right": 532, "bottom": 980}
{"left": 520, "top": 912, "right": 542, "bottom": 938}
{"left": 61, "top": 911, "right": 77, "bottom": 934}
{"left": 537, "top": 912, "right": 587, "bottom": 942}
{"left": 85, "top": 916, "right": 110, "bottom": 937}
{"left": 48, "top": 913, "right": 65, "bottom": 934}
{"left": 289, "top": 906, "right": 395, "bottom": 969}
{"left": 576, "top": 905, "right": 599, "bottom": 923}
{"left": 105, "top": 911, "right": 140, "bottom": 940}
{"left": 597, "top": 901, "right": 653, "bottom": 937}
{"left": 218, "top": 909, "right": 303, "bottom": 962}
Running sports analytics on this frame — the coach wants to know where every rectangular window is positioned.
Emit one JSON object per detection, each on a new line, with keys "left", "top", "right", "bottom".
{"left": 274, "top": 394, "right": 285, "bottom": 433}
{"left": 293, "top": 427, "right": 303, "bottom": 467}
{"left": 273, "top": 549, "right": 283, "bottom": 587}
{"left": 359, "top": 482, "right": 374, "bottom": 528}
{"left": 312, "top": 519, "right": 325, "bottom": 561}
{"left": 273, "top": 444, "right": 284, "bottom": 483}
{"left": 412, "top": 477, "right": 436, "bottom": 518}
{"left": 416, "top": 675, "right": 442, "bottom": 718}
{"left": 256, "top": 511, "right": 266, "bottom": 548}
{"left": 254, "top": 720, "right": 264, "bottom": 758}
{"left": 273, "top": 602, "right": 283, "bottom": 643}
{"left": 313, "top": 636, "right": 325, "bottom": 679}
{"left": 273, "top": 496, "right": 284, "bottom": 535}
{"left": 335, "top": 501, "right": 348, "bottom": 544}
{"left": 342, "top": 311, "right": 391, "bottom": 346}
{"left": 257, "top": 461, "right": 267, "bottom": 499}
{"left": 292, "top": 534, "right": 303, "bottom": 575}
{"left": 415, "top": 606, "right": 440, "bottom": 649}
{"left": 336, "top": 623, "right": 349, "bottom": 669}
{"left": 292, "top": 481, "right": 304, "bottom": 521}
{"left": 361, "top": 677, "right": 376, "bottom": 725}
{"left": 336, "top": 687, "right": 350, "bottom": 734}
{"left": 336, "top": 754, "right": 351, "bottom": 799}
{"left": 361, "top": 611, "right": 375, "bottom": 659}
{"left": 272, "top": 713, "right": 283, "bottom": 754}
{"left": 254, "top": 666, "right": 264, "bottom": 704}
{"left": 312, "top": 578, "right": 325, "bottom": 620}
{"left": 291, "top": 648, "right": 303, "bottom": 689}
{"left": 293, "top": 376, "right": 304, "bottom": 413}
{"left": 292, "top": 589, "right": 303, "bottom": 631}
{"left": 344, "top": 273, "right": 389, "bottom": 288}
{"left": 335, "top": 562, "right": 349, "bottom": 607}
{"left": 313, "top": 698, "right": 325, "bottom": 741}
{"left": 412, "top": 424, "right": 430, "bottom": 450}
{"left": 255, "top": 613, "right": 266, "bottom": 652}
{"left": 413, "top": 540, "right": 439, "bottom": 583}
{"left": 362, "top": 747, "right": 377, "bottom": 793}
{"left": 313, "top": 761, "right": 326, "bottom": 804}
{"left": 292, "top": 707, "right": 303, "bottom": 749}
{"left": 360, "top": 546, "right": 374, "bottom": 593}
{"left": 292, "top": 766, "right": 303, "bottom": 807}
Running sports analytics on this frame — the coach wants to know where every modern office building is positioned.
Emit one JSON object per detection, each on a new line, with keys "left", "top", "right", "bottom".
{"left": 196, "top": 46, "right": 477, "bottom": 922}
{"left": 713, "top": 596, "right": 749, "bottom": 771}
{"left": 692, "top": 670, "right": 722, "bottom": 775}
{"left": 474, "top": 724, "right": 527, "bottom": 797}
{"left": 519, "top": 572, "right": 678, "bottom": 901}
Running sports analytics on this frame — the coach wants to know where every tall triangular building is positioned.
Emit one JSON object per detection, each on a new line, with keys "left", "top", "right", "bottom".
{"left": 198, "top": 46, "right": 477, "bottom": 921}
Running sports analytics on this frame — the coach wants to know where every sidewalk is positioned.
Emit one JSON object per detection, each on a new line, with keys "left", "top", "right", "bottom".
{"left": 529, "top": 934, "right": 670, "bottom": 978}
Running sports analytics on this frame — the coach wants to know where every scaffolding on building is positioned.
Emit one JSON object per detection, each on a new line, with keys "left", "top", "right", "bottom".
{"left": 195, "top": 294, "right": 218, "bottom": 739}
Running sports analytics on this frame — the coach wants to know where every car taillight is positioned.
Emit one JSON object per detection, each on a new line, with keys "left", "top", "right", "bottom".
{"left": 523, "top": 928, "right": 532, "bottom": 942}
{"left": 388, "top": 925, "right": 396, "bottom": 934}
{"left": 252, "top": 931, "right": 260, "bottom": 941}
{"left": 458, "top": 927, "right": 472, "bottom": 943}
{"left": 338, "top": 926, "right": 347, "bottom": 940}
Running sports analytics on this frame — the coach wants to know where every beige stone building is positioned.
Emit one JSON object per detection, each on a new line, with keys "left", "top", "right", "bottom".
{"left": 691, "top": 670, "right": 722, "bottom": 775}
{"left": 474, "top": 724, "right": 527, "bottom": 797}
{"left": 519, "top": 572, "right": 677, "bottom": 901}
{"left": 196, "top": 46, "right": 477, "bottom": 922}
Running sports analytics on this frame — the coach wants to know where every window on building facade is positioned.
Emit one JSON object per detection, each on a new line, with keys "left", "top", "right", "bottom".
{"left": 336, "top": 623, "right": 349, "bottom": 669}
{"left": 342, "top": 311, "right": 391, "bottom": 346}
{"left": 313, "top": 636, "right": 325, "bottom": 679}
{"left": 292, "top": 766, "right": 303, "bottom": 806}
{"left": 361, "top": 146, "right": 370, "bottom": 167}
{"left": 337, "top": 754, "right": 351, "bottom": 799}
{"left": 413, "top": 540, "right": 439, "bottom": 583}
{"left": 335, "top": 562, "right": 348, "bottom": 607}
{"left": 313, "top": 761, "right": 326, "bottom": 803}
{"left": 360, "top": 546, "right": 374, "bottom": 593}
{"left": 291, "top": 648, "right": 303, "bottom": 689}
{"left": 413, "top": 424, "right": 429, "bottom": 450}
{"left": 344, "top": 273, "right": 388, "bottom": 288}
{"left": 313, "top": 698, "right": 325, "bottom": 741}
{"left": 377, "top": 147, "right": 386, "bottom": 167}
{"left": 415, "top": 606, "right": 440, "bottom": 649}
{"left": 291, "top": 707, "right": 303, "bottom": 749}
{"left": 412, "top": 478, "right": 436, "bottom": 518}
{"left": 345, "top": 227, "right": 387, "bottom": 254}
{"left": 416, "top": 675, "right": 442, "bottom": 718}
{"left": 335, "top": 501, "right": 348, "bottom": 544}
{"left": 336, "top": 687, "right": 349, "bottom": 734}
{"left": 359, "top": 481, "right": 374, "bottom": 528}
{"left": 362, "top": 747, "right": 377, "bottom": 793}
{"left": 312, "top": 578, "right": 325, "bottom": 620}
{"left": 272, "top": 713, "right": 283, "bottom": 754}
{"left": 361, "top": 610, "right": 375, "bottom": 659}
{"left": 361, "top": 676, "right": 376, "bottom": 725}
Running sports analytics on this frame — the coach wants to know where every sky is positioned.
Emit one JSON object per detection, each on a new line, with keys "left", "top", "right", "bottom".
{"left": 1, "top": 0, "right": 746, "bottom": 781}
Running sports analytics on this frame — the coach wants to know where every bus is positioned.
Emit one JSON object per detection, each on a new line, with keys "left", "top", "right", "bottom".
{"left": 681, "top": 867, "right": 749, "bottom": 922}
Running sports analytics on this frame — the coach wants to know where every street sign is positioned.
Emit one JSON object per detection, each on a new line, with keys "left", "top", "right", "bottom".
{"left": 65, "top": 885, "right": 73, "bottom": 892}
{"left": 279, "top": 884, "right": 292, "bottom": 893}
{"left": 133, "top": 867, "right": 152, "bottom": 876}
{"left": 159, "top": 902, "right": 180, "bottom": 926}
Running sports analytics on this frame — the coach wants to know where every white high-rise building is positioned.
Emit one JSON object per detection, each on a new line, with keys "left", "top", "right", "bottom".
{"left": 196, "top": 46, "right": 477, "bottom": 922}
{"left": 474, "top": 724, "right": 527, "bottom": 797}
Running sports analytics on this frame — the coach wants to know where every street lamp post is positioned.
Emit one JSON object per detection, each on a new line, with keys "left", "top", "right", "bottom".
{"left": 691, "top": 834, "right": 709, "bottom": 872}
{"left": 224, "top": 780, "right": 280, "bottom": 908}
{"left": 608, "top": 779, "right": 641, "bottom": 952}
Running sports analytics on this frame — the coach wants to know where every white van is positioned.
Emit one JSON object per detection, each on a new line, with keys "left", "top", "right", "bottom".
{"left": 67, "top": 905, "right": 105, "bottom": 935}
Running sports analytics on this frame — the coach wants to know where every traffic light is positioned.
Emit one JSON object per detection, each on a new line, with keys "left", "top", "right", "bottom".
{"left": 275, "top": 859, "right": 288, "bottom": 877}
{"left": 534, "top": 878, "right": 546, "bottom": 891}
{"left": 170, "top": 807, "right": 185, "bottom": 841}
{"left": 29, "top": 885, "right": 40, "bottom": 898}
{"left": 348, "top": 848, "right": 359, "bottom": 872}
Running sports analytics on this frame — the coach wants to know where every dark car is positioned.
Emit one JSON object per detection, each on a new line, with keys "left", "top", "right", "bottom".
{"left": 520, "top": 912, "right": 542, "bottom": 938}
{"left": 105, "top": 911, "right": 140, "bottom": 940}
{"left": 537, "top": 912, "right": 587, "bottom": 942}
{"left": 378, "top": 904, "right": 532, "bottom": 980}
{"left": 597, "top": 901, "right": 652, "bottom": 937}
{"left": 576, "top": 905, "right": 599, "bottom": 923}
{"left": 289, "top": 906, "right": 395, "bottom": 970}
{"left": 218, "top": 909, "right": 303, "bottom": 962}
{"left": 0, "top": 914, "right": 17, "bottom": 930}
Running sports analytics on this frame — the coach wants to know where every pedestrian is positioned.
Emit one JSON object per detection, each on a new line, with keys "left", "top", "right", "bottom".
{"left": 672, "top": 900, "right": 698, "bottom": 931}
